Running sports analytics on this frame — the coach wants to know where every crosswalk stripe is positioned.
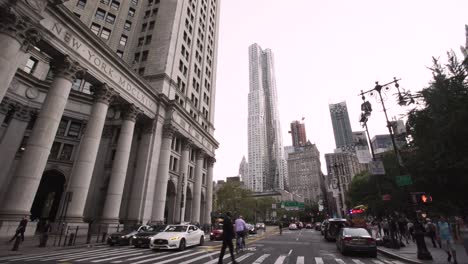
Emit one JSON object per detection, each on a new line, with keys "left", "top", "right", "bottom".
{"left": 123, "top": 252, "right": 169, "bottom": 261}
{"left": 205, "top": 254, "right": 229, "bottom": 264}
{"left": 372, "top": 260, "right": 385, "bottom": 264}
{"left": 132, "top": 250, "right": 193, "bottom": 264}
{"left": 91, "top": 252, "right": 145, "bottom": 262}
{"left": 45, "top": 249, "right": 135, "bottom": 261}
{"left": 73, "top": 249, "right": 141, "bottom": 262}
{"left": 273, "top": 255, "right": 287, "bottom": 264}
{"left": 391, "top": 261, "right": 404, "bottom": 264}
{"left": 252, "top": 254, "right": 270, "bottom": 264}
{"left": 315, "top": 257, "right": 324, "bottom": 264}
{"left": 178, "top": 252, "right": 219, "bottom": 264}
{"left": 229, "top": 253, "right": 254, "bottom": 263}
{"left": 5, "top": 249, "right": 101, "bottom": 261}
{"left": 335, "top": 259, "right": 346, "bottom": 264}
{"left": 151, "top": 251, "right": 204, "bottom": 264}
{"left": 296, "top": 256, "right": 304, "bottom": 264}
{"left": 352, "top": 259, "right": 366, "bottom": 264}
{"left": 0, "top": 249, "right": 84, "bottom": 261}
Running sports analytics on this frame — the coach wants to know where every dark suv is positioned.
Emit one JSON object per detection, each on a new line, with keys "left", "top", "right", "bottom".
{"left": 323, "top": 218, "right": 347, "bottom": 241}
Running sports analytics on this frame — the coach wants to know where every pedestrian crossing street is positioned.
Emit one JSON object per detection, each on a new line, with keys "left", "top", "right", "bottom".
{"left": 0, "top": 246, "right": 406, "bottom": 264}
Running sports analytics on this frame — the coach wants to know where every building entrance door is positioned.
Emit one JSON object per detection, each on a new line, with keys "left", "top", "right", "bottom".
{"left": 30, "top": 170, "right": 65, "bottom": 222}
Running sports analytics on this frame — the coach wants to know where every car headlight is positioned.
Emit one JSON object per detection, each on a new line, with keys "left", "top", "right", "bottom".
{"left": 170, "top": 236, "right": 180, "bottom": 241}
{"left": 121, "top": 236, "right": 126, "bottom": 238}
{"left": 132, "top": 236, "right": 137, "bottom": 239}
{"left": 210, "top": 232, "right": 213, "bottom": 235}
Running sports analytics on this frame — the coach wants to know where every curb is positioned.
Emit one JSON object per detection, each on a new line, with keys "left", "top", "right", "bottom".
{"left": 377, "top": 247, "right": 423, "bottom": 264}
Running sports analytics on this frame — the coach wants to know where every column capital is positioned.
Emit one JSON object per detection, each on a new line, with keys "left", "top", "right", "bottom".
{"left": 0, "top": 7, "right": 43, "bottom": 52}
{"left": 0, "top": 97, "right": 14, "bottom": 115}
{"left": 197, "top": 149, "right": 207, "bottom": 160}
{"left": 121, "top": 104, "right": 141, "bottom": 122}
{"left": 52, "top": 56, "right": 86, "bottom": 82}
{"left": 207, "top": 157, "right": 216, "bottom": 167}
{"left": 182, "top": 139, "right": 194, "bottom": 150}
{"left": 92, "top": 83, "right": 117, "bottom": 105}
{"left": 12, "top": 104, "right": 33, "bottom": 122}
{"left": 162, "top": 124, "right": 177, "bottom": 139}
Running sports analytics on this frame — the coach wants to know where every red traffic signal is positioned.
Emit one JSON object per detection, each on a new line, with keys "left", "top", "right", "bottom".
{"left": 421, "top": 194, "right": 432, "bottom": 203}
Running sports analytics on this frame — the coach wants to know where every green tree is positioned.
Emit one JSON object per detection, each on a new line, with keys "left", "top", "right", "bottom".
{"left": 403, "top": 52, "right": 468, "bottom": 215}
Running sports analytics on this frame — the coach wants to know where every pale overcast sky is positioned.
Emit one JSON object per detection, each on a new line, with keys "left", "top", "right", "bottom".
{"left": 212, "top": 0, "right": 468, "bottom": 181}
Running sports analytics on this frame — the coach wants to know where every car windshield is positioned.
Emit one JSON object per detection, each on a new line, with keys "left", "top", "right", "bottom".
{"left": 144, "top": 225, "right": 166, "bottom": 232}
{"left": 344, "top": 228, "right": 370, "bottom": 237}
{"left": 165, "top": 225, "right": 188, "bottom": 232}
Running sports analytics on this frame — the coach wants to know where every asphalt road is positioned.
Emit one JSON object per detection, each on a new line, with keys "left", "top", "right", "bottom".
{"left": 0, "top": 229, "right": 406, "bottom": 264}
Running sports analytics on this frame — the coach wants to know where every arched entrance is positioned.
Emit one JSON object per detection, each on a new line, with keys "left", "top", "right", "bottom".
{"left": 30, "top": 170, "right": 66, "bottom": 222}
{"left": 184, "top": 186, "right": 192, "bottom": 222}
{"left": 164, "top": 180, "right": 176, "bottom": 224}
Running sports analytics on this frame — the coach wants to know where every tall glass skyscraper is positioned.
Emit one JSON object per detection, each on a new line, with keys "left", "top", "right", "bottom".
{"left": 329, "top": 101, "right": 354, "bottom": 152}
{"left": 247, "top": 43, "right": 287, "bottom": 192}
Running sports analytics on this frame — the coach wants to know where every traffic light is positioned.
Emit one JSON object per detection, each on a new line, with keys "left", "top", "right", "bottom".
{"left": 420, "top": 194, "right": 432, "bottom": 203}
{"left": 410, "top": 192, "right": 433, "bottom": 205}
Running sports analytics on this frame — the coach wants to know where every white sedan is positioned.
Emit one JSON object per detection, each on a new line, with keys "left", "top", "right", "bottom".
{"left": 149, "top": 224, "right": 205, "bottom": 251}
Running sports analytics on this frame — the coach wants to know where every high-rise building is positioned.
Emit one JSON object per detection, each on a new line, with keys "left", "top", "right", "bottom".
{"left": 290, "top": 120, "right": 307, "bottom": 148}
{"left": 352, "top": 131, "right": 372, "bottom": 163}
{"left": 287, "top": 142, "right": 322, "bottom": 204}
{"left": 247, "top": 43, "right": 286, "bottom": 192}
{"left": 371, "top": 134, "right": 393, "bottom": 154}
{"left": 0, "top": 0, "right": 220, "bottom": 237}
{"left": 329, "top": 101, "right": 354, "bottom": 152}
{"left": 238, "top": 156, "right": 248, "bottom": 184}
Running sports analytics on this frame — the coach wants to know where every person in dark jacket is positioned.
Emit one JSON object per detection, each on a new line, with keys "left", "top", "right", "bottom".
{"left": 218, "top": 212, "right": 238, "bottom": 264}
{"left": 9, "top": 216, "right": 28, "bottom": 242}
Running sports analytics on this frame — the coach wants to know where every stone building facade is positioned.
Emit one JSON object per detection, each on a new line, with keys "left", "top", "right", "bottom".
{"left": 0, "top": 0, "right": 219, "bottom": 237}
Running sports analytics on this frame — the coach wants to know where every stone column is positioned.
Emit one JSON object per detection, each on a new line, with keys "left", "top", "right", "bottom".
{"left": 192, "top": 150, "right": 205, "bottom": 223}
{"left": 64, "top": 84, "right": 116, "bottom": 222}
{"left": 151, "top": 124, "right": 177, "bottom": 223}
{"left": 174, "top": 139, "right": 192, "bottom": 223}
{"left": 204, "top": 157, "right": 215, "bottom": 226}
{"left": 0, "top": 56, "right": 83, "bottom": 221}
{"left": 0, "top": 97, "right": 14, "bottom": 125}
{"left": 0, "top": 8, "right": 42, "bottom": 103}
{"left": 101, "top": 104, "right": 139, "bottom": 224}
{"left": 0, "top": 104, "right": 32, "bottom": 201}
{"left": 126, "top": 121, "right": 155, "bottom": 224}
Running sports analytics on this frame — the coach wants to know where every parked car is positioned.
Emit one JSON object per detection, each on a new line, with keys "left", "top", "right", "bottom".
{"left": 289, "top": 223, "right": 298, "bottom": 230}
{"left": 107, "top": 225, "right": 148, "bottom": 246}
{"left": 149, "top": 224, "right": 205, "bottom": 251}
{"left": 246, "top": 223, "right": 257, "bottom": 234}
{"left": 210, "top": 223, "right": 223, "bottom": 241}
{"left": 323, "top": 218, "right": 347, "bottom": 241}
{"left": 131, "top": 224, "right": 167, "bottom": 248}
{"left": 336, "top": 227, "right": 377, "bottom": 257}
{"left": 256, "top": 223, "right": 265, "bottom": 230}
{"left": 321, "top": 220, "right": 328, "bottom": 235}
{"left": 305, "top": 223, "right": 313, "bottom": 229}
{"left": 315, "top": 222, "right": 322, "bottom": 231}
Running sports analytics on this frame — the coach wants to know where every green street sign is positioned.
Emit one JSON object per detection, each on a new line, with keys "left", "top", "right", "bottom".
{"left": 396, "top": 175, "right": 413, "bottom": 186}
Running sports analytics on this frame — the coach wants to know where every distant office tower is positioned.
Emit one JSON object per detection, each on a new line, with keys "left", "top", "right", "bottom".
{"left": 287, "top": 142, "right": 322, "bottom": 204}
{"left": 352, "top": 131, "right": 372, "bottom": 163}
{"left": 239, "top": 156, "right": 249, "bottom": 184}
{"left": 247, "top": 43, "right": 287, "bottom": 192}
{"left": 371, "top": 134, "right": 394, "bottom": 154}
{"left": 329, "top": 101, "right": 354, "bottom": 152}
{"left": 290, "top": 120, "right": 307, "bottom": 148}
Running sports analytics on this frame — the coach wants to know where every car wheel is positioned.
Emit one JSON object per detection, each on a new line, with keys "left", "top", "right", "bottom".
{"left": 210, "top": 237, "right": 214, "bottom": 241}
{"left": 199, "top": 236, "right": 204, "bottom": 246}
{"left": 178, "top": 239, "right": 186, "bottom": 251}
{"left": 370, "top": 251, "right": 377, "bottom": 258}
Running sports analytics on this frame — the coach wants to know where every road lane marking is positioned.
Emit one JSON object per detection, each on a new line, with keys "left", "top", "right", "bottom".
{"left": 372, "top": 260, "right": 385, "bottom": 264}
{"left": 205, "top": 254, "right": 229, "bottom": 264}
{"left": 68, "top": 249, "right": 137, "bottom": 262}
{"left": 154, "top": 251, "right": 205, "bottom": 264}
{"left": 335, "top": 259, "right": 346, "bottom": 264}
{"left": 315, "top": 257, "right": 324, "bottom": 264}
{"left": 288, "top": 249, "right": 293, "bottom": 256}
{"left": 56, "top": 249, "right": 137, "bottom": 261}
{"left": 132, "top": 250, "right": 193, "bottom": 264}
{"left": 352, "top": 259, "right": 366, "bottom": 264}
{"left": 124, "top": 252, "right": 169, "bottom": 261}
{"left": 91, "top": 252, "right": 144, "bottom": 263}
{"left": 252, "top": 254, "right": 270, "bottom": 264}
{"left": 178, "top": 252, "right": 219, "bottom": 264}
{"left": 228, "top": 253, "right": 254, "bottom": 263}
{"left": 274, "top": 255, "right": 287, "bottom": 264}
{"left": 296, "top": 256, "right": 304, "bottom": 264}
{"left": 0, "top": 249, "right": 94, "bottom": 261}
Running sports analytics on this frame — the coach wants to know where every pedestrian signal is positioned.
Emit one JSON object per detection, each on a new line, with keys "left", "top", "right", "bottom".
{"left": 421, "top": 194, "right": 432, "bottom": 203}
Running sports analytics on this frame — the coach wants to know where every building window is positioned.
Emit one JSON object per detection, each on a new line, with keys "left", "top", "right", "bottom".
{"left": 141, "top": 50, "right": 148, "bottom": 61}
{"left": 24, "top": 57, "right": 38, "bottom": 74}
{"left": 119, "top": 35, "right": 128, "bottom": 46}
{"left": 100, "top": 0, "right": 110, "bottom": 5}
{"left": 151, "top": 8, "right": 158, "bottom": 16}
{"left": 59, "top": 144, "right": 74, "bottom": 160}
{"left": 131, "top": 0, "right": 138, "bottom": 5}
{"left": 144, "top": 10, "right": 150, "bottom": 18}
{"left": 116, "top": 50, "right": 124, "bottom": 58}
{"left": 105, "top": 13, "right": 116, "bottom": 24}
{"left": 90, "top": 23, "right": 100, "bottom": 35}
{"left": 73, "top": 12, "right": 81, "bottom": 18}
{"left": 67, "top": 121, "right": 82, "bottom": 138}
{"left": 138, "top": 67, "right": 145, "bottom": 75}
{"left": 145, "top": 35, "right": 152, "bottom": 45}
{"left": 141, "top": 23, "right": 147, "bottom": 32}
{"left": 95, "top": 8, "right": 106, "bottom": 20}
{"left": 100, "top": 28, "right": 111, "bottom": 39}
{"left": 110, "top": 0, "right": 120, "bottom": 10}
{"left": 137, "top": 37, "right": 144, "bottom": 47}
{"left": 49, "top": 142, "right": 61, "bottom": 159}
{"left": 76, "top": 0, "right": 86, "bottom": 9}
{"left": 134, "top": 52, "right": 140, "bottom": 62}
{"left": 148, "top": 21, "right": 155, "bottom": 30}
{"left": 124, "top": 21, "right": 132, "bottom": 30}
{"left": 128, "top": 8, "right": 135, "bottom": 17}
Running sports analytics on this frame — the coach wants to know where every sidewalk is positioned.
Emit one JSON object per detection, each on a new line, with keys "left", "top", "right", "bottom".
{"left": 0, "top": 234, "right": 105, "bottom": 257}
{"left": 377, "top": 237, "right": 468, "bottom": 264}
